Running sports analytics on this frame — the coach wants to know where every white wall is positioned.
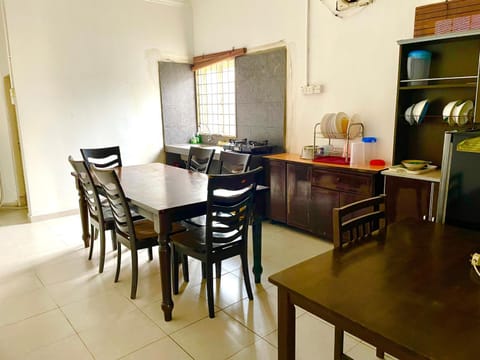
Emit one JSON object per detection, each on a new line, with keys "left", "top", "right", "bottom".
{"left": 0, "top": 6, "right": 17, "bottom": 205}
{"left": 191, "top": 0, "right": 438, "bottom": 161}
{"left": 3, "top": 0, "right": 193, "bottom": 218}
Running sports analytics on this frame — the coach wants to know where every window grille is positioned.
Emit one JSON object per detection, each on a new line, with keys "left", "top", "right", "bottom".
{"left": 195, "top": 59, "right": 236, "bottom": 137}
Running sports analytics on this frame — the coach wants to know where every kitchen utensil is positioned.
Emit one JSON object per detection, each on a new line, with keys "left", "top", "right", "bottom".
{"left": 301, "top": 145, "right": 318, "bottom": 159}
{"left": 443, "top": 100, "right": 462, "bottom": 126}
{"left": 401, "top": 159, "right": 430, "bottom": 171}
{"left": 452, "top": 100, "right": 473, "bottom": 125}
{"left": 404, "top": 104, "right": 415, "bottom": 125}
{"left": 413, "top": 99, "right": 429, "bottom": 124}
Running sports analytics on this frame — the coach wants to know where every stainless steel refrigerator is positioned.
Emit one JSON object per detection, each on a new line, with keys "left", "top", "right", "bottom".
{"left": 437, "top": 129, "right": 480, "bottom": 230}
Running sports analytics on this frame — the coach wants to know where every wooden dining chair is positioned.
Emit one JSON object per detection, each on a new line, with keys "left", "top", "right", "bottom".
{"left": 69, "top": 156, "right": 115, "bottom": 273}
{"left": 186, "top": 146, "right": 215, "bottom": 173}
{"left": 92, "top": 166, "right": 183, "bottom": 299}
{"left": 332, "top": 194, "right": 387, "bottom": 359}
{"left": 218, "top": 151, "right": 251, "bottom": 174}
{"left": 80, "top": 146, "right": 122, "bottom": 169}
{"left": 170, "top": 167, "right": 262, "bottom": 318}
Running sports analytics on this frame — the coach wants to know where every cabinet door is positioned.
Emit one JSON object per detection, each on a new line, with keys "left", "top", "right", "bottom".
{"left": 385, "top": 176, "right": 436, "bottom": 223}
{"left": 266, "top": 160, "right": 286, "bottom": 223}
{"left": 310, "top": 187, "right": 339, "bottom": 239}
{"left": 286, "top": 163, "right": 311, "bottom": 231}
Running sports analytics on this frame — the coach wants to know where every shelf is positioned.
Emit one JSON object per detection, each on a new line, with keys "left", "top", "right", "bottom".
{"left": 399, "top": 83, "right": 477, "bottom": 90}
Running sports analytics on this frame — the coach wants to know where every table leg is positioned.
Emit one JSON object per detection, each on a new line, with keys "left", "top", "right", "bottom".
{"left": 156, "top": 214, "right": 174, "bottom": 321}
{"left": 252, "top": 216, "right": 263, "bottom": 283}
{"left": 75, "top": 176, "right": 89, "bottom": 248}
{"left": 278, "top": 287, "right": 295, "bottom": 360}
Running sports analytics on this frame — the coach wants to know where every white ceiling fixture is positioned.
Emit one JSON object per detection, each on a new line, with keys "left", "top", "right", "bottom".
{"left": 144, "top": 0, "right": 188, "bottom": 7}
{"left": 336, "top": 0, "right": 373, "bottom": 11}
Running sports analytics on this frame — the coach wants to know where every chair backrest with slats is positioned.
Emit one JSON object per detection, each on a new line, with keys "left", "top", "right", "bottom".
{"left": 219, "top": 151, "right": 251, "bottom": 174}
{"left": 68, "top": 156, "right": 104, "bottom": 225}
{"left": 91, "top": 167, "right": 137, "bottom": 249}
{"left": 81, "top": 146, "right": 122, "bottom": 169}
{"left": 205, "top": 167, "right": 262, "bottom": 250}
{"left": 332, "top": 194, "right": 387, "bottom": 249}
{"left": 187, "top": 146, "right": 215, "bottom": 173}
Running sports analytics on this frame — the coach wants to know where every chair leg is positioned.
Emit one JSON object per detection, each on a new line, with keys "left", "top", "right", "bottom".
{"left": 241, "top": 252, "right": 253, "bottom": 300}
{"left": 172, "top": 247, "right": 179, "bottom": 295}
{"left": 130, "top": 250, "right": 138, "bottom": 299}
{"left": 206, "top": 262, "right": 215, "bottom": 318}
{"left": 110, "top": 229, "right": 117, "bottom": 251}
{"left": 215, "top": 260, "right": 222, "bottom": 278}
{"left": 148, "top": 247, "right": 153, "bottom": 261}
{"left": 201, "top": 263, "right": 206, "bottom": 279}
{"left": 334, "top": 327, "right": 344, "bottom": 360}
{"left": 88, "top": 225, "right": 95, "bottom": 261}
{"left": 182, "top": 255, "right": 189, "bottom": 282}
{"left": 115, "top": 243, "right": 122, "bottom": 283}
{"left": 99, "top": 229, "right": 106, "bottom": 273}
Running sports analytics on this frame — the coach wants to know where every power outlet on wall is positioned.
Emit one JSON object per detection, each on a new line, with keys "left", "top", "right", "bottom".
{"left": 301, "top": 84, "right": 323, "bottom": 95}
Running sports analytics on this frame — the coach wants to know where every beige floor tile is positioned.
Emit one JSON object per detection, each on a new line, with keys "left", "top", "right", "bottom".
{"left": 0, "top": 309, "right": 75, "bottom": 359}
{"left": 188, "top": 272, "right": 253, "bottom": 310}
{"left": 120, "top": 337, "right": 192, "bottom": 360}
{"left": 0, "top": 271, "right": 43, "bottom": 299}
{"left": 170, "top": 311, "right": 259, "bottom": 360}
{"left": 0, "top": 287, "right": 57, "bottom": 327}
{"left": 61, "top": 289, "right": 137, "bottom": 332}
{"left": 345, "top": 340, "right": 398, "bottom": 360}
{"left": 228, "top": 338, "right": 277, "bottom": 359}
{"left": 45, "top": 272, "right": 112, "bottom": 307}
{"left": 223, "top": 286, "right": 277, "bottom": 336}
{"left": 111, "top": 272, "right": 164, "bottom": 307}
{"left": 78, "top": 309, "right": 166, "bottom": 360}
{"left": 141, "top": 286, "right": 215, "bottom": 334}
{"left": 25, "top": 335, "right": 93, "bottom": 360}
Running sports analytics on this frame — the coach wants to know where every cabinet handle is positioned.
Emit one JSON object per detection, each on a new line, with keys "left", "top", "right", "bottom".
{"left": 422, "top": 215, "right": 427, "bottom": 221}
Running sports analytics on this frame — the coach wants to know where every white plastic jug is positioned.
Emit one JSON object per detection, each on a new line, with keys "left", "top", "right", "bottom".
{"left": 407, "top": 50, "right": 432, "bottom": 85}
{"left": 350, "top": 142, "right": 365, "bottom": 166}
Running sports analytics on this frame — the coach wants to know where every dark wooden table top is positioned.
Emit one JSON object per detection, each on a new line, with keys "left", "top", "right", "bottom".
{"left": 117, "top": 162, "right": 209, "bottom": 217}
{"left": 269, "top": 219, "right": 480, "bottom": 359}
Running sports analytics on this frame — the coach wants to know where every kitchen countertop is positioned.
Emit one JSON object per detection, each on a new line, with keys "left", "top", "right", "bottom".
{"left": 381, "top": 167, "right": 441, "bottom": 182}
{"left": 264, "top": 153, "right": 388, "bottom": 173}
{"left": 165, "top": 143, "right": 224, "bottom": 159}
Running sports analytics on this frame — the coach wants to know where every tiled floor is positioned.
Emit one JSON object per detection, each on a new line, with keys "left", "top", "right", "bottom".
{"left": 0, "top": 214, "right": 392, "bottom": 359}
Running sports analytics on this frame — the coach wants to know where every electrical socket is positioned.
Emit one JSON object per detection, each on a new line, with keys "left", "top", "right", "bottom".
{"left": 301, "top": 84, "right": 323, "bottom": 95}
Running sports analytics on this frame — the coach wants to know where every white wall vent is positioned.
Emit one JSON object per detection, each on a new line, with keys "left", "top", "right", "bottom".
{"left": 336, "top": 0, "right": 373, "bottom": 11}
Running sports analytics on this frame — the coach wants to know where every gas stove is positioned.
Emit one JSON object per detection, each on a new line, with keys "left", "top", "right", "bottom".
{"left": 223, "top": 139, "right": 274, "bottom": 154}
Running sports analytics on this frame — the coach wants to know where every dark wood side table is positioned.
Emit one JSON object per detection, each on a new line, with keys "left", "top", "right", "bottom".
{"left": 269, "top": 219, "right": 480, "bottom": 360}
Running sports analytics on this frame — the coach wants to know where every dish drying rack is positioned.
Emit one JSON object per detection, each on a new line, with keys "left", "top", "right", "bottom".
{"left": 313, "top": 122, "right": 364, "bottom": 161}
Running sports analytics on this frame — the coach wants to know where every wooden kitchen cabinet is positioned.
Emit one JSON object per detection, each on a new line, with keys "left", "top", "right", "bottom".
{"left": 266, "top": 159, "right": 287, "bottom": 223}
{"left": 385, "top": 175, "right": 439, "bottom": 223}
{"left": 311, "top": 168, "right": 378, "bottom": 239}
{"left": 266, "top": 154, "right": 384, "bottom": 240}
{"left": 286, "top": 163, "right": 312, "bottom": 231}
{"left": 393, "top": 32, "right": 480, "bottom": 167}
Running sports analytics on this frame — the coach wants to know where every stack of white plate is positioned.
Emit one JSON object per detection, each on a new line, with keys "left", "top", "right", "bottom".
{"left": 442, "top": 100, "right": 474, "bottom": 126}
{"left": 320, "top": 113, "right": 359, "bottom": 139}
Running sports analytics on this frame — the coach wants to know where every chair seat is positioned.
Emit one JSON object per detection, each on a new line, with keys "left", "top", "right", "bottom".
{"left": 134, "top": 219, "right": 186, "bottom": 241}
{"left": 171, "top": 224, "right": 242, "bottom": 254}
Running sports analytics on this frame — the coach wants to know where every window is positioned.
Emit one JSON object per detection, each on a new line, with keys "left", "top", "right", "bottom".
{"left": 195, "top": 59, "right": 236, "bottom": 137}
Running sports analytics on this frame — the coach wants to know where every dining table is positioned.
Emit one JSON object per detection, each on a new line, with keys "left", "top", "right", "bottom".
{"left": 76, "top": 162, "right": 267, "bottom": 321}
{"left": 269, "top": 219, "right": 480, "bottom": 360}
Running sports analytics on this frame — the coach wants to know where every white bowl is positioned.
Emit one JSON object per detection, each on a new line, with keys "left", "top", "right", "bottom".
{"left": 452, "top": 100, "right": 473, "bottom": 125}
{"left": 412, "top": 99, "right": 429, "bottom": 124}
{"left": 443, "top": 100, "right": 462, "bottom": 126}
{"left": 404, "top": 104, "right": 415, "bottom": 125}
